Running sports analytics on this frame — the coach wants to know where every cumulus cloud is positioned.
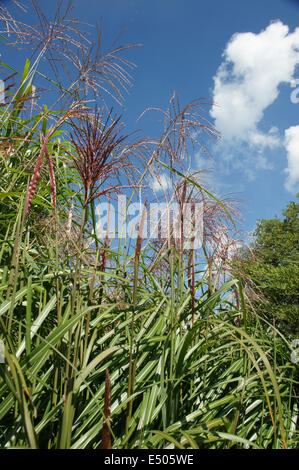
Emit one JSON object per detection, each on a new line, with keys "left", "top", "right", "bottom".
{"left": 249, "top": 127, "right": 281, "bottom": 149}
{"left": 210, "top": 21, "right": 299, "bottom": 147}
{"left": 150, "top": 173, "right": 172, "bottom": 193}
{"left": 284, "top": 125, "right": 299, "bottom": 193}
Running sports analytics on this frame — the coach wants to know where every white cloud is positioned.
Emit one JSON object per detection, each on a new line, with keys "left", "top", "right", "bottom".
{"left": 248, "top": 127, "right": 281, "bottom": 149}
{"left": 284, "top": 125, "right": 299, "bottom": 193}
{"left": 195, "top": 154, "right": 213, "bottom": 170}
{"left": 210, "top": 21, "right": 299, "bottom": 147}
{"left": 150, "top": 173, "right": 172, "bottom": 193}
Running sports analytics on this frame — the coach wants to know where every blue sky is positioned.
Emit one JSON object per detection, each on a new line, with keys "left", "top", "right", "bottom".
{"left": 1, "top": 0, "right": 299, "bottom": 237}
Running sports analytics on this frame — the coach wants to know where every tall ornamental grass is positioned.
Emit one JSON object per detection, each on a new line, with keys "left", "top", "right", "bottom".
{"left": 0, "top": 1, "right": 297, "bottom": 449}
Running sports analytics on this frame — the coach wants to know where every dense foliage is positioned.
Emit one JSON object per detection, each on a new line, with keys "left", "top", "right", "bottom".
{"left": 235, "top": 198, "right": 299, "bottom": 337}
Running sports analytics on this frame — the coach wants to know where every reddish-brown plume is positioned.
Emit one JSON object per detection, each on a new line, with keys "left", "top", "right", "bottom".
{"left": 66, "top": 198, "right": 74, "bottom": 236}
{"left": 68, "top": 108, "right": 132, "bottom": 203}
{"left": 24, "top": 129, "right": 52, "bottom": 219}
{"left": 45, "top": 144, "right": 56, "bottom": 215}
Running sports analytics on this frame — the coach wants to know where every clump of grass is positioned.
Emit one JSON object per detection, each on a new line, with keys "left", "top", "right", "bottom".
{"left": 0, "top": 1, "right": 297, "bottom": 450}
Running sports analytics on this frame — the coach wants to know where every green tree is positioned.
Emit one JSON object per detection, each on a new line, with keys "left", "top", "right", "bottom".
{"left": 236, "top": 196, "right": 299, "bottom": 337}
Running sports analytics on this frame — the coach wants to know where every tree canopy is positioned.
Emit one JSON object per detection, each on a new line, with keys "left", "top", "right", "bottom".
{"left": 236, "top": 196, "right": 299, "bottom": 337}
